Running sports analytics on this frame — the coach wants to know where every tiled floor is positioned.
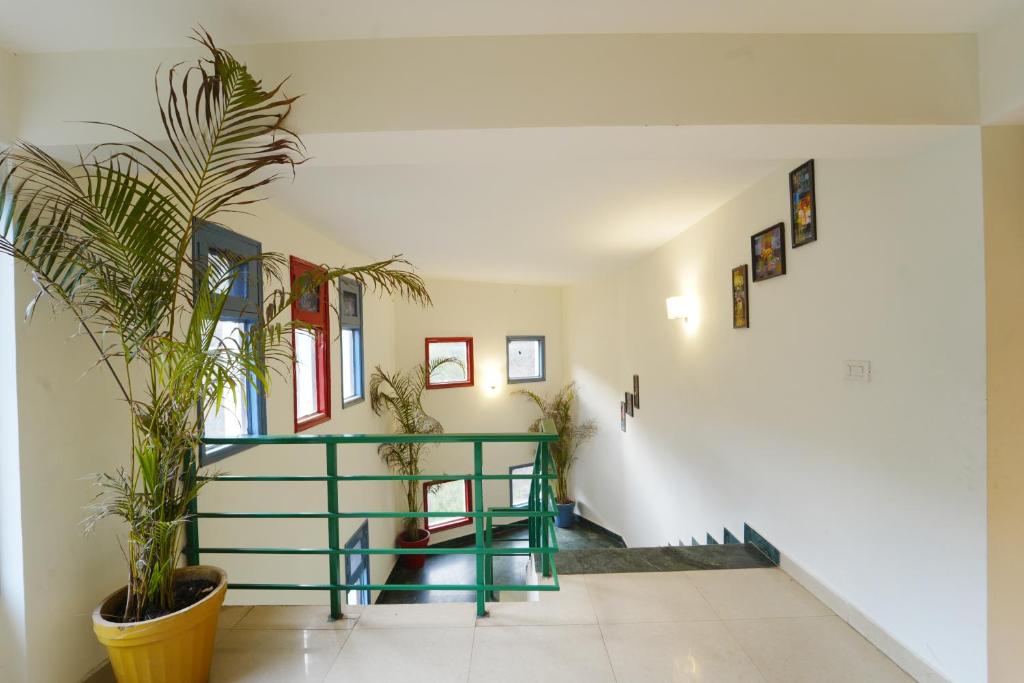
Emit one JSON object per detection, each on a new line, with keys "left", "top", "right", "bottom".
{"left": 207, "top": 568, "right": 916, "bottom": 683}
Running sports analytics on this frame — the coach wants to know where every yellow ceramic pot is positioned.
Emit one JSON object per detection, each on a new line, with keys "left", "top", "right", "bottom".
{"left": 93, "top": 565, "right": 227, "bottom": 683}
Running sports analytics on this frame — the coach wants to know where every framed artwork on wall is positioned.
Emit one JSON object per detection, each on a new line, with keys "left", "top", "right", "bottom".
{"left": 633, "top": 375, "right": 640, "bottom": 410}
{"left": 751, "top": 223, "right": 786, "bottom": 282}
{"left": 790, "top": 159, "right": 817, "bottom": 248}
{"left": 620, "top": 401, "right": 627, "bottom": 432}
{"left": 425, "top": 337, "right": 474, "bottom": 389}
{"left": 732, "top": 264, "right": 749, "bottom": 328}
{"left": 625, "top": 392, "right": 634, "bottom": 417}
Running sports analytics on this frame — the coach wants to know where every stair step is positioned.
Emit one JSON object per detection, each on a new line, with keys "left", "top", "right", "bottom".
{"left": 555, "top": 543, "right": 774, "bottom": 575}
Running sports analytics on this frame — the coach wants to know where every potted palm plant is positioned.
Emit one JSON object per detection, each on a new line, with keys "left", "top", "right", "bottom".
{"left": 369, "top": 358, "right": 459, "bottom": 568}
{"left": 0, "top": 31, "right": 430, "bottom": 683}
{"left": 515, "top": 382, "right": 597, "bottom": 528}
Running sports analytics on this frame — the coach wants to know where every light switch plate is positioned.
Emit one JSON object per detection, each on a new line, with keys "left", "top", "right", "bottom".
{"left": 844, "top": 360, "right": 871, "bottom": 382}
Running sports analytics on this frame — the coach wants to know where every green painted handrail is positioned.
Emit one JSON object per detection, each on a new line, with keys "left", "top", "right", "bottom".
{"left": 186, "top": 418, "right": 560, "bottom": 619}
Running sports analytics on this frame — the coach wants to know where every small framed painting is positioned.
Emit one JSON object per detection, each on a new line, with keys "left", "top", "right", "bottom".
{"left": 425, "top": 337, "right": 474, "bottom": 389}
{"left": 751, "top": 223, "right": 786, "bottom": 282}
{"left": 620, "top": 401, "right": 627, "bottom": 432}
{"left": 732, "top": 264, "right": 749, "bottom": 329}
{"left": 625, "top": 392, "right": 634, "bottom": 417}
{"left": 790, "top": 160, "right": 817, "bottom": 248}
{"left": 632, "top": 375, "right": 640, "bottom": 410}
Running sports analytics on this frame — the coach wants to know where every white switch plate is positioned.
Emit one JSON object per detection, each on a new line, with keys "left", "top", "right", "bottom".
{"left": 844, "top": 360, "right": 871, "bottom": 382}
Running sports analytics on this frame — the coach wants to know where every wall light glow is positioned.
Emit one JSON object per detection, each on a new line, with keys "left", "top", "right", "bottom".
{"left": 665, "top": 295, "right": 689, "bottom": 321}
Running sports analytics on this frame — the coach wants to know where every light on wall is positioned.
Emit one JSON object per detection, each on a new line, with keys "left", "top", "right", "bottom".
{"left": 665, "top": 295, "right": 689, "bottom": 322}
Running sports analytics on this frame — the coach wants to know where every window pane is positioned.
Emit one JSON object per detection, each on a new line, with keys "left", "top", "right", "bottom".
{"left": 208, "top": 248, "right": 249, "bottom": 299}
{"left": 342, "top": 328, "right": 361, "bottom": 402}
{"left": 508, "top": 339, "right": 543, "bottom": 380}
{"left": 342, "top": 290, "right": 359, "bottom": 318}
{"left": 510, "top": 464, "right": 533, "bottom": 508}
{"left": 427, "top": 480, "right": 469, "bottom": 530}
{"left": 204, "top": 320, "right": 251, "bottom": 438}
{"left": 428, "top": 341, "right": 469, "bottom": 384}
{"left": 295, "top": 327, "right": 319, "bottom": 418}
{"left": 297, "top": 287, "right": 321, "bottom": 314}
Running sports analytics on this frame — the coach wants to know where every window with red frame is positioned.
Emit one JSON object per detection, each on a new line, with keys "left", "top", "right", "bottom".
{"left": 424, "top": 337, "right": 474, "bottom": 389}
{"left": 423, "top": 479, "right": 473, "bottom": 533}
{"left": 290, "top": 256, "right": 331, "bottom": 431}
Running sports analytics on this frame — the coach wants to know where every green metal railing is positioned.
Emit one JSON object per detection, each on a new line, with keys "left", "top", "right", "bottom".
{"left": 184, "top": 420, "right": 560, "bottom": 618}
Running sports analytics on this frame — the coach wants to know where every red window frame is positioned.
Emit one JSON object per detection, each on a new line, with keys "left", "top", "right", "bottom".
{"left": 290, "top": 256, "right": 331, "bottom": 432}
{"left": 424, "top": 337, "right": 475, "bottom": 390}
{"left": 423, "top": 479, "right": 473, "bottom": 533}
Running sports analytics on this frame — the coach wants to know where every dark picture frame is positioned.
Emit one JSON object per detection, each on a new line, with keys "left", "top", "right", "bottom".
{"left": 632, "top": 375, "right": 640, "bottom": 410}
{"left": 625, "top": 392, "right": 634, "bottom": 417}
{"left": 732, "top": 264, "right": 749, "bottom": 329}
{"left": 789, "top": 159, "right": 817, "bottom": 248}
{"left": 751, "top": 223, "right": 786, "bottom": 282}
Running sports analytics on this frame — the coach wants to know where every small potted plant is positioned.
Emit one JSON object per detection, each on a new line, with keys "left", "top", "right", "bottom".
{"left": 1, "top": 31, "right": 430, "bottom": 683}
{"left": 369, "top": 359, "right": 459, "bottom": 568}
{"left": 515, "top": 382, "right": 597, "bottom": 528}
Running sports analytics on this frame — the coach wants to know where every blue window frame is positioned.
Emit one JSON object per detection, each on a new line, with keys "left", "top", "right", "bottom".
{"left": 338, "top": 277, "right": 365, "bottom": 407}
{"left": 193, "top": 221, "right": 267, "bottom": 465}
{"left": 345, "top": 520, "right": 371, "bottom": 606}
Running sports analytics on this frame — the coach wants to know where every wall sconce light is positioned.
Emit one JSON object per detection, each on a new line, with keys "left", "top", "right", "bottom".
{"left": 666, "top": 295, "right": 689, "bottom": 322}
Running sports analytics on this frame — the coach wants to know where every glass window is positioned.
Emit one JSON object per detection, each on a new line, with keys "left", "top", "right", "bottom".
{"left": 290, "top": 256, "right": 331, "bottom": 431}
{"left": 339, "top": 277, "right": 364, "bottom": 407}
{"left": 345, "top": 521, "right": 371, "bottom": 606}
{"left": 192, "top": 221, "right": 266, "bottom": 465}
{"left": 509, "top": 463, "right": 534, "bottom": 508}
{"left": 424, "top": 479, "right": 472, "bottom": 532}
{"left": 507, "top": 336, "right": 546, "bottom": 383}
{"left": 424, "top": 337, "right": 474, "bottom": 389}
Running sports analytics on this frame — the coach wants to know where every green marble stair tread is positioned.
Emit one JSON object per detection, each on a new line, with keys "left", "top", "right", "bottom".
{"left": 555, "top": 543, "right": 774, "bottom": 575}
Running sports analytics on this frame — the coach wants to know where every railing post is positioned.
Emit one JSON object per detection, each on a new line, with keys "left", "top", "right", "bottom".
{"left": 326, "top": 443, "right": 343, "bottom": 620}
{"left": 529, "top": 443, "right": 541, "bottom": 549}
{"left": 540, "top": 441, "right": 552, "bottom": 578}
{"left": 184, "top": 447, "right": 200, "bottom": 567}
{"left": 473, "top": 441, "right": 487, "bottom": 617}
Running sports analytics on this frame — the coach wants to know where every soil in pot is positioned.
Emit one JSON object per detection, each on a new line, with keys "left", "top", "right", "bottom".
{"left": 103, "top": 578, "right": 218, "bottom": 623}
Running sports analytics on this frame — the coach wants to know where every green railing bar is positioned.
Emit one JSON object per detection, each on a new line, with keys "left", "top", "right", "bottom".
{"left": 541, "top": 441, "right": 552, "bottom": 578}
{"left": 325, "top": 443, "right": 342, "bottom": 620}
{"left": 196, "top": 510, "right": 555, "bottom": 519}
{"left": 198, "top": 546, "right": 559, "bottom": 556}
{"left": 473, "top": 441, "right": 487, "bottom": 617}
{"left": 197, "top": 473, "right": 556, "bottom": 482}
{"left": 202, "top": 430, "right": 557, "bottom": 446}
{"left": 227, "top": 581, "right": 561, "bottom": 592}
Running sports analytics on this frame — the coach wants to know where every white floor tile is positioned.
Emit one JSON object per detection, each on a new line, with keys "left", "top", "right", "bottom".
{"left": 354, "top": 602, "right": 477, "bottom": 629}
{"left": 584, "top": 571, "right": 719, "bottom": 624}
{"left": 236, "top": 605, "right": 357, "bottom": 630}
{"left": 469, "top": 625, "right": 616, "bottom": 683}
{"left": 687, "top": 568, "right": 832, "bottom": 620}
{"left": 602, "top": 620, "right": 767, "bottom": 683}
{"left": 218, "top": 606, "right": 253, "bottom": 629}
{"left": 211, "top": 628, "right": 349, "bottom": 683}
{"left": 324, "top": 627, "right": 474, "bottom": 682}
{"left": 726, "top": 615, "right": 915, "bottom": 683}
{"left": 480, "top": 575, "right": 597, "bottom": 626}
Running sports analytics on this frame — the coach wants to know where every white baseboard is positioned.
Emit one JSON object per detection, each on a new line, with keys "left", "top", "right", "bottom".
{"left": 779, "top": 553, "right": 950, "bottom": 683}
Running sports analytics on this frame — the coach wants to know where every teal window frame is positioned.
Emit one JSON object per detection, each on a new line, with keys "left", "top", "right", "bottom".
{"left": 192, "top": 221, "right": 267, "bottom": 465}
{"left": 338, "top": 277, "right": 365, "bottom": 407}
{"left": 506, "top": 335, "right": 546, "bottom": 384}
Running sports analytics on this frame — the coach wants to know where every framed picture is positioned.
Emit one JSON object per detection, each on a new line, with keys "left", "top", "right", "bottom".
{"left": 790, "top": 160, "right": 817, "bottom": 248}
{"left": 751, "top": 223, "right": 786, "bottom": 282}
{"left": 732, "top": 264, "right": 749, "bottom": 329}
{"left": 625, "top": 392, "right": 634, "bottom": 417}
{"left": 633, "top": 375, "right": 640, "bottom": 410}
{"left": 620, "top": 401, "right": 627, "bottom": 432}
{"left": 424, "top": 337, "right": 474, "bottom": 389}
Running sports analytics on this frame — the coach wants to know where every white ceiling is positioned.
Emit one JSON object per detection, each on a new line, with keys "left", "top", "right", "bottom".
{"left": 0, "top": 0, "right": 1019, "bottom": 53}
{"left": 270, "top": 126, "right": 961, "bottom": 285}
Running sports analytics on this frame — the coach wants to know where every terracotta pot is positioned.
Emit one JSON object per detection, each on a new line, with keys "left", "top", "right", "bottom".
{"left": 92, "top": 565, "right": 227, "bottom": 683}
{"left": 397, "top": 528, "right": 431, "bottom": 569}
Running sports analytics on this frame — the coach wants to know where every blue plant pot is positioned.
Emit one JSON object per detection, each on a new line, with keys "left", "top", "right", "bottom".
{"left": 555, "top": 501, "right": 576, "bottom": 529}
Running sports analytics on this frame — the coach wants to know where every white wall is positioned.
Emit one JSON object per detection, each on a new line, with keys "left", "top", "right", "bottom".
{"left": 563, "top": 129, "right": 987, "bottom": 683}
{"left": 980, "top": 4, "right": 1024, "bottom": 124}
{"left": 393, "top": 279, "right": 565, "bottom": 543}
